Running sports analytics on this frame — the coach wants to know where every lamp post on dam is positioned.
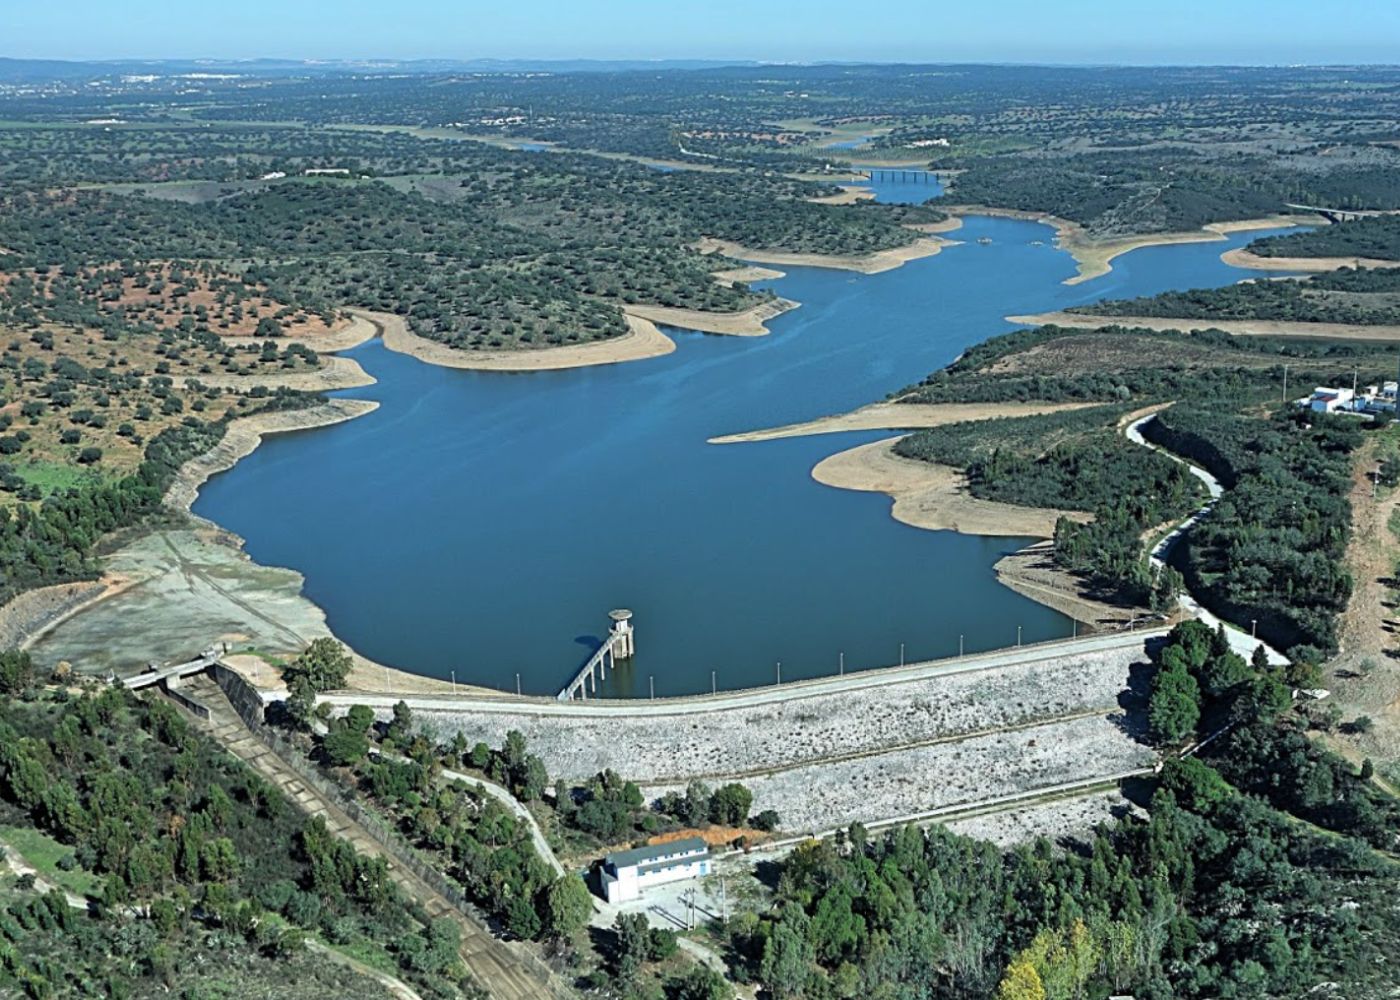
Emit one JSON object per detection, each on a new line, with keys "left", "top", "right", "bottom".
{"left": 558, "top": 609, "right": 634, "bottom": 701}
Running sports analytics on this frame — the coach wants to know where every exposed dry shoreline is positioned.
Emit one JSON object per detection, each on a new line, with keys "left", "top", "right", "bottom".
{"left": 1221, "top": 247, "right": 1400, "bottom": 273}
{"left": 710, "top": 264, "right": 787, "bottom": 286}
{"left": 710, "top": 400, "right": 1096, "bottom": 444}
{"left": 994, "top": 542, "right": 1144, "bottom": 630}
{"left": 946, "top": 206, "right": 1316, "bottom": 285}
{"left": 806, "top": 185, "right": 877, "bottom": 206}
{"left": 379, "top": 312, "right": 677, "bottom": 370}
{"left": 181, "top": 354, "right": 375, "bottom": 393}
{"left": 623, "top": 297, "right": 799, "bottom": 337}
{"left": 164, "top": 398, "right": 381, "bottom": 512}
{"left": 811, "top": 436, "right": 1088, "bottom": 538}
{"left": 1008, "top": 309, "right": 1400, "bottom": 342}
{"left": 223, "top": 312, "right": 380, "bottom": 354}
{"left": 697, "top": 235, "right": 956, "bottom": 275}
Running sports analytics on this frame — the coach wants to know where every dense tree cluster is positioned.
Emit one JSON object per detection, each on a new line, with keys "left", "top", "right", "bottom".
{"left": 895, "top": 408, "right": 1200, "bottom": 607}
{"left": 1249, "top": 216, "right": 1400, "bottom": 262}
{"left": 734, "top": 738, "right": 1400, "bottom": 999}
{"left": 1143, "top": 407, "right": 1359, "bottom": 659}
{"left": 0, "top": 687, "right": 483, "bottom": 998}
{"left": 1073, "top": 265, "right": 1400, "bottom": 326}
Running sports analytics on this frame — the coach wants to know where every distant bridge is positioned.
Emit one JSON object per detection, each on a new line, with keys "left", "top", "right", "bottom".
{"left": 1285, "top": 203, "right": 1395, "bottom": 224}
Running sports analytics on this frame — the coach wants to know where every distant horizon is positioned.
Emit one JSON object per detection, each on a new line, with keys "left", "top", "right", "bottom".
{"left": 5, "top": 55, "right": 1400, "bottom": 72}
{"left": 4, "top": 0, "right": 1399, "bottom": 67}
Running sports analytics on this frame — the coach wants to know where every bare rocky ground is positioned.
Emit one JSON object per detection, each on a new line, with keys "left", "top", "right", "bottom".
{"left": 406, "top": 644, "right": 1149, "bottom": 784}
{"left": 28, "top": 526, "right": 324, "bottom": 677}
{"left": 640, "top": 713, "right": 1154, "bottom": 833}
{"left": 1323, "top": 436, "right": 1400, "bottom": 789}
{"left": 943, "top": 790, "right": 1140, "bottom": 847}
{"left": 27, "top": 525, "right": 457, "bottom": 694}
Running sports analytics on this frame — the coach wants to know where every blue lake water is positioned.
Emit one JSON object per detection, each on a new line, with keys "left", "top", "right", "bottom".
{"left": 848, "top": 167, "right": 942, "bottom": 204}
{"left": 195, "top": 199, "right": 1299, "bottom": 696}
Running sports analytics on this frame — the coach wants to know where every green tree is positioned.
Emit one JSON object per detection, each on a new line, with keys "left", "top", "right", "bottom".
{"left": 614, "top": 912, "right": 651, "bottom": 982}
{"left": 543, "top": 876, "right": 592, "bottom": 940}
{"left": 322, "top": 725, "right": 370, "bottom": 767}
{"left": 0, "top": 650, "right": 35, "bottom": 695}
{"left": 760, "top": 919, "right": 813, "bottom": 1000}
{"left": 670, "top": 966, "right": 731, "bottom": 1000}
{"left": 709, "top": 782, "right": 754, "bottom": 826}
{"left": 1149, "top": 663, "right": 1201, "bottom": 744}
{"left": 283, "top": 638, "right": 352, "bottom": 693}
{"left": 345, "top": 704, "right": 376, "bottom": 733}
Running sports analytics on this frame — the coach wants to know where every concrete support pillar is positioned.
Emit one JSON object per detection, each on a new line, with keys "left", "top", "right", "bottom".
{"left": 609, "top": 609, "right": 635, "bottom": 660}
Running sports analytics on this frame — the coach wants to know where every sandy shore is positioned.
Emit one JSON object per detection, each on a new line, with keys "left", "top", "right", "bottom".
{"left": 947, "top": 206, "right": 1316, "bottom": 285}
{"left": 219, "top": 312, "right": 379, "bottom": 354}
{"left": 1008, "top": 309, "right": 1400, "bottom": 342}
{"left": 622, "top": 298, "right": 799, "bottom": 337}
{"left": 697, "top": 236, "right": 955, "bottom": 275}
{"left": 165, "top": 398, "right": 381, "bottom": 512}
{"left": 806, "top": 185, "right": 876, "bottom": 206}
{"left": 908, "top": 217, "right": 966, "bottom": 235}
{"left": 710, "top": 400, "right": 1096, "bottom": 444}
{"left": 180, "top": 354, "right": 375, "bottom": 393}
{"left": 379, "top": 311, "right": 676, "bottom": 371}
{"left": 191, "top": 313, "right": 380, "bottom": 392}
{"left": 1221, "top": 247, "right": 1400, "bottom": 273}
{"left": 811, "top": 436, "right": 1089, "bottom": 538}
{"left": 995, "top": 541, "right": 1145, "bottom": 630}
{"left": 710, "top": 265, "right": 786, "bottom": 286}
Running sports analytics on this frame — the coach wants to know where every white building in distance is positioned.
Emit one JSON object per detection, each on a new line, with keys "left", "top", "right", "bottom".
{"left": 599, "top": 837, "right": 711, "bottom": 903}
{"left": 1308, "top": 386, "right": 1355, "bottom": 413}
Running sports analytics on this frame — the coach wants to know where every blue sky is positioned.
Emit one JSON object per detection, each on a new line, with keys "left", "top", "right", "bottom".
{"left": 5, "top": 0, "right": 1400, "bottom": 65}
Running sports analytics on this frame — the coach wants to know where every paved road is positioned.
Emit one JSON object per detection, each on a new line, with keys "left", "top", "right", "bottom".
{"left": 1125, "top": 412, "right": 1288, "bottom": 666}
{"left": 319, "top": 629, "right": 1168, "bottom": 718}
{"left": 392, "top": 755, "right": 568, "bottom": 880}
{"left": 170, "top": 675, "right": 572, "bottom": 1000}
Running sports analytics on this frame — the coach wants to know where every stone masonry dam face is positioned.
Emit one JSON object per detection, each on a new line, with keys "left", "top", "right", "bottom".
{"left": 347, "top": 635, "right": 1159, "bottom": 832}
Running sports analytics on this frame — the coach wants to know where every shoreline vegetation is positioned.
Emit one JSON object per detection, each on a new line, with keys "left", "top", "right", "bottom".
{"left": 811, "top": 436, "right": 1089, "bottom": 538}
{"left": 945, "top": 206, "right": 1319, "bottom": 285}
{"left": 163, "top": 398, "right": 382, "bottom": 513}
{"left": 1221, "top": 246, "right": 1400, "bottom": 272}
{"left": 696, "top": 235, "right": 957, "bottom": 275}
{"left": 709, "top": 399, "right": 1096, "bottom": 443}
{"left": 380, "top": 310, "right": 677, "bottom": 370}
{"left": 1010, "top": 309, "right": 1400, "bottom": 342}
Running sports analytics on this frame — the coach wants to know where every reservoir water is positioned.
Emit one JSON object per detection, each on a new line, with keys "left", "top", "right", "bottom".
{"left": 194, "top": 174, "right": 1299, "bottom": 696}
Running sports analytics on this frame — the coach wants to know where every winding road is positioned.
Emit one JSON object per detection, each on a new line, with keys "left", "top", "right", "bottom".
{"left": 1124, "top": 411, "right": 1288, "bottom": 666}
